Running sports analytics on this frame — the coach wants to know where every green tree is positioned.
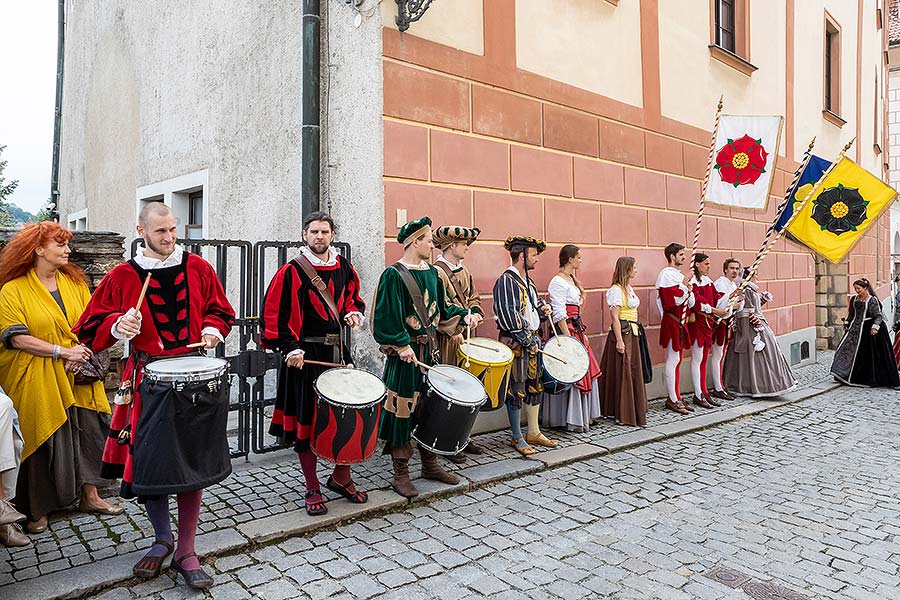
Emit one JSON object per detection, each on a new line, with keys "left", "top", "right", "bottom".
{"left": 0, "top": 144, "right": 20, "bottom": 228}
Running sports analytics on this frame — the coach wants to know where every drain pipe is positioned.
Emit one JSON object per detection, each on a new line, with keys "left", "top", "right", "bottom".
{"left": 301, "top": 0, "right": 321, "bottom": 217}
{"left": 49, "top": 0, "right": 65, "bottom": 222}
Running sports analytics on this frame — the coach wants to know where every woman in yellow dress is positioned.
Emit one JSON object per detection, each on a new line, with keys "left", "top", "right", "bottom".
{"left": 0, "top": 222, "right": 122, "bottom": 534}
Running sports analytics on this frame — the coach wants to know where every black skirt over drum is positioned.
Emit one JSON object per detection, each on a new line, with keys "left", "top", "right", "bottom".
{"left": 131, "top": 373, "right": 232, "bottom": 496}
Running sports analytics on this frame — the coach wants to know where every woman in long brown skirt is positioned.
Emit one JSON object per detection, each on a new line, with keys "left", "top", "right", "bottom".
{"left": 598, "top": 257, "right": 648, "bottom": 426}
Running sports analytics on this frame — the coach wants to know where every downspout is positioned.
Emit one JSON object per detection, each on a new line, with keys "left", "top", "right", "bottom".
{"left": 50, "top": 0, "right": 65, "bottom": 222}
{"left": 301, "top": 0, "right": 321, "bottom": 217}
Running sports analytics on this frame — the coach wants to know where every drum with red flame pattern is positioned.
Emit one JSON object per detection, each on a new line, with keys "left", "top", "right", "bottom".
{"left": 311, "top": 368, "right": 385, "bottom": 465}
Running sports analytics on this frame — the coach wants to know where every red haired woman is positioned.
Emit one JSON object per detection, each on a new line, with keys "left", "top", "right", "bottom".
{"left": 0, "top": 223, "right": 121, "bottom": 534}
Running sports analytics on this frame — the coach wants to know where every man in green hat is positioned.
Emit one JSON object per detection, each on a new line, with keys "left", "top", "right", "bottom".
{"left": 432, "top": 225, "right": 486, "bottom": 462}
{"left": 372, "top": 217, "right": 481, "bottom": 498}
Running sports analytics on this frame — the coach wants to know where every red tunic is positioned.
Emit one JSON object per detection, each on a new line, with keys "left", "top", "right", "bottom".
{"left": 73, "top": 252, "right": 235, "bottom": 496}
{"left": 656, "top": 268, "right": 693, "bottom": 351}
{"left": 687, "top": 277, "right": 723, "bottom": 349}
{"left": 260, "top": 254, "right": 365, "bottom": 451}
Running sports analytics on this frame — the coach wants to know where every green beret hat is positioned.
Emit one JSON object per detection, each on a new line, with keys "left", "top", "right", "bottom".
{"left": 503, "top": 235, "right": 546, "bottom": 254}
{"left": 432, "top": 226, "right": 481, "bottom": 250}
{"left": 397, "top": 216, "right": 432, "bottom": 246}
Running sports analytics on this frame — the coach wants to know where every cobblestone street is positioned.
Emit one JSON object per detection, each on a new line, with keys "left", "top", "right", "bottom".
{"left": 71, "top": 365, "right": 900, "bottom": 599}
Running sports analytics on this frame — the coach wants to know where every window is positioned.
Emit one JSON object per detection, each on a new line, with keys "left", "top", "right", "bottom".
{"left": 715, "top": 0, "right": 735, "bottom": 53}
{"left": 709, "top": 0, "right": 754, "bottom": 75}
{"left": 823, "top": 12, "right": 844, "bottom": 125}
{"left": 185, "top": 191, "right": 203, "bottom": 240}
{"left": 67, "top": 208, "right": 87, "bottom": 232}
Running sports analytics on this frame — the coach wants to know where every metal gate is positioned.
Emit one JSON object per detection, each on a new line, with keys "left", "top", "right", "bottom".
{"left": 129, "top": 238, "right": 352, "bottom": 458}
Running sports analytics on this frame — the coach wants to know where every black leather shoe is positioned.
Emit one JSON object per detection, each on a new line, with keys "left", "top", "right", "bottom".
{"left": 693, "top": 395, "right": 714, "bottom": 409}
{"left": 704, "top": 393, "right": 721, "bottom": 407}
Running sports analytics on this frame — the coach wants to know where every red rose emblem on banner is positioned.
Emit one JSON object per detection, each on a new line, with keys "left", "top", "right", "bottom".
{"left": 714, "top": 134, "right": 768, "bottom": 187}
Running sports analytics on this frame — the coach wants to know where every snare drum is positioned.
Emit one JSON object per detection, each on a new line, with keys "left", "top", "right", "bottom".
{"left": 133, "top": 356, "right": 231, "bottom": 496}
{"left": 311, "top": 368, "right": 385, "bottom": 465}
{"left": 540, "top": 336, "right": 590, "bottom": 395}
{"left": 412, "top": 365, "right": 487, "bottom": 455}
{"left": 457, "top": 338, "right": 513, "bottom": 411}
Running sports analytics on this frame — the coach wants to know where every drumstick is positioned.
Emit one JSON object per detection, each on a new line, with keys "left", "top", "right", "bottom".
{"left": 134, "top": 273, "right": 153, "bottom": 312}
{"left": 414, "top": 359, "right": 456, "bottom": 381}
{"left": 464, "top": 310, "right": 471, "bottom": 369}
{"left": 462, "top": 340, "right": 501, "bottom": 352}
{"left": 538, "top": 348, "right": 569, "bottom": 365}
{"left": 303, "top": 359, "right": 349, "bottom": 368}
{"left": 185, "top": 341, "right": 207, "bottom": 349}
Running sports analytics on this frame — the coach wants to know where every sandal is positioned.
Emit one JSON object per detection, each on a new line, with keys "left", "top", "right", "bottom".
{"left": 510, "top": 437, "right": 536, "bottom": 457}
{"left": 525, "top": 433, "right": 558, "bottom": 448}
{"left": 325, "top": 476, "right": 368, "bottom": 504}
{"left": 171, "top": 553, "right": 213, "bottom": 589}
{"left": 133, "top": 539, "right": 174, "bottom": 578}
{"left": 304, "top": 489, "right": 328, "bottom": 516}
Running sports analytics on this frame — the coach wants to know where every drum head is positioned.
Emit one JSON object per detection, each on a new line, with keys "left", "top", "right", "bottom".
{"left": 144, "top": 357, "right": 228, "bottom": 380}
{"left": 541, "top": 337, "right": 589, "bottom": 384}
{"left": 314, "top": 368, "right": 386, "bottom": 407}
{"left": 427, "top": 365, "right": 487, "bottom": 406}
{"left": 458, "top": 338, "right": 513, "bottom": 364}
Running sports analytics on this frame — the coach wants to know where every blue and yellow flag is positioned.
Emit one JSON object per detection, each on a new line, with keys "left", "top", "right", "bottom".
{"left": 786, "top": 157, "right": 897, "bottom": 263}
{"left": 774, "top": 155, "right": 831, "bottom": 231}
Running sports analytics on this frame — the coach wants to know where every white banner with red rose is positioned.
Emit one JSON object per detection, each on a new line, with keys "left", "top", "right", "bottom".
{"left": 703, "top": 115, "right": 783, "bottom": 210}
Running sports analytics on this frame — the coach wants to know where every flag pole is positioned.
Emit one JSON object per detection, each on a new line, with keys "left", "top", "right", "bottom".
{"left": 725, "top": 137, "right": 856, "bottom": 320}
{"left": 757, "top": 136, "right": 817, "bottom": 260}
{"left": 682, "top": 95, "right": 724, "bottom": 329}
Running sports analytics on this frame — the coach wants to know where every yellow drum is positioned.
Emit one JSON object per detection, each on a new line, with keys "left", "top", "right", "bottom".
{"left": 457, "top": 338, "right": 514, "bottom": 411}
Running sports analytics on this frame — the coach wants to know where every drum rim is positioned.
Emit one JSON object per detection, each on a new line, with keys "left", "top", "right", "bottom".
{"left": 143, "top": 357, "right": 229, "bottom": 381}
{"left": 144, "top": 356, "right": 228, "bottom": 373}
{"left": 426, "top": 365, "right": 488, "bottom": 406}
{"left": 457, "top": 338, "right": 514, "bottom": 364}
{"left": 313, "top": 367, "right": 387, "bottom": 408}
{"left": 541, "top": 337, "right": 590, "bottom": 384}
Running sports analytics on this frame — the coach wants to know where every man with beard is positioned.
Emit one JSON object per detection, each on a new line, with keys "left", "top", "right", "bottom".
{"left": 493, "top": 236, "right": 555, "bottom": 456}
{"left": 74, "top": 202, "right": 234, "bottom": 589}
{"left": 655, "top": 243, "right": 695, "bottom": 415}
{"left": 260, "top": 212, "right": 367, "bottom": 516}
{"left": 372, "top": 217, "right": 480, "bottom": 498}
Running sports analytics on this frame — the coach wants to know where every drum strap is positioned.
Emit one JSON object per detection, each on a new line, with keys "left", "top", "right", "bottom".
{"left": 434, "top": 261, "right": 466, "bottom": 307}
{"left": 295, "top": 255, "right": 343, "bottom": 324}
{"left": 391, "top": 263, "right": 439, "bottom": 361}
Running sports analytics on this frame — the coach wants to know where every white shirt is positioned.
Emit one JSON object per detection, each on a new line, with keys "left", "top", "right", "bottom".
{"left": 689, "top": 274, "right": 715, "bottom": 314}
{"left": 548, "top": 275, "right": 582, "bottom": 323}
{"left": 605, "top": 285, "right": 640, "bottom": 310}
{"left": 655, "top": 266, "right": 694, "bottom": 316}
{"left": 436, "top": 255, "right": 463, "bottom": 270}
{"left": 714, "top": 275, "right": 741, "bottom": 317}
{"left": 300, "top": 245, "right": 339, "bottom": 267}
{"left": 112, "top": 244, "right": 223, "bottom": 342}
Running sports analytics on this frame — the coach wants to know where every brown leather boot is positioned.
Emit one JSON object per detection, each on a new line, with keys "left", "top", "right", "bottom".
{"left": 390, "top": 447, "right": 419, "bottom": 499}
{"left": 420, "top": 448, "right": 461, "bottom": 485}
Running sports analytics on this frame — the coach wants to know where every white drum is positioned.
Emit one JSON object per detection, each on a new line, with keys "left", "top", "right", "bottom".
{"left": 313, "top": 368, "right": 386, "bottom": 409}
{"left": 143, "top": 356, "right": 228, "bottom": 384}
{"left": 541, "top": 336, "right": 590, "bottom": 394}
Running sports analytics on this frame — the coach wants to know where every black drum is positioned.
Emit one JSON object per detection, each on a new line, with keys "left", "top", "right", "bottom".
{"left": 412, "top": 365, "right": 487, "bottom": 455}
{"left": 132, "top": 357, "right": 232, "bottom": 496}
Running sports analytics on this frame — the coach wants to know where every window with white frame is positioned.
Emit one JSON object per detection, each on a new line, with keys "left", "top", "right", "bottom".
{"left": 136, "top": 170, "right": 209, "bottom": 241}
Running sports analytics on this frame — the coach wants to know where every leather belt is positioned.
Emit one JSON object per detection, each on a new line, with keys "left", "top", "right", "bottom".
{"left": 302, "top": 334, "right": 341, "bottom": 346}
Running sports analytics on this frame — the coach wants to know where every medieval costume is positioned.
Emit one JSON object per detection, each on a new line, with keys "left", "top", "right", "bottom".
{"left": 656, "top": 267, "right": 695, "bottom": 412}
{"left": 260, "top": 245, "right": 367, "bottom": 513}
{"left": 372, "top": 217, "right": 470, "bottom": 498}
{"left": 0, "top": 270, "right": 110, "bottom": 522}
{"left": 686, "top": 274, "right": 723, "bottom": 408}
{"left": 893, "top": 322, "right": 900, "bottom": 369}
{"left": 432, "top": 225, "right": 486, "bottom": 462}
{"left": 722, "top": 282, "right": 796, "bottom": 397}
{"left": 74, "top": 244, "right": 235, "bottom": 585}
{"left": 493, "top": 236, "right": 555, "bottom": 455}
{"left": 542, "top": 275, "right": 601, "bottom": 431}
{"left": 597, "top": 284, "right": 647, "bottom": 427}
{"left": 709, "top": 275, "right": 739, "bottom": 400}
{"left": 0, "top": 385, "right": 27, "bottom": 547}
{"left": 831, "top": 294, "right": 900, "bottom": 388}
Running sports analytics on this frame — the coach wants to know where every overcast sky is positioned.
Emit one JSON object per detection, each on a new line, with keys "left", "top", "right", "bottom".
{"left": 0, "top": 2, "right": 56, "bottom": 214}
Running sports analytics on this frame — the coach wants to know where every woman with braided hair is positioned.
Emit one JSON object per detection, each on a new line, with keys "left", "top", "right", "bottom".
{"left": 831, "top": 278, "right": 900, "bottom": 388}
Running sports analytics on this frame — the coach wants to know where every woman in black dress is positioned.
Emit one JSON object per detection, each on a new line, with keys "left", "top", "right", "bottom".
{"left": 831, "top": 278, "right": 900, "bottom": 388}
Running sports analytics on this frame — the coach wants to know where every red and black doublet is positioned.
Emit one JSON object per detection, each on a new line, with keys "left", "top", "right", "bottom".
{"left": 655, "top": 267, "right": 694, "bottom": 351}
{"left": 73, "top": 251, "right": 235, "bottom": 498}
{"left": 260, "top": 252, "right": 365, "bottom": 453}
{"left": 687, "top": 276, "right": 723, "bottom": 349}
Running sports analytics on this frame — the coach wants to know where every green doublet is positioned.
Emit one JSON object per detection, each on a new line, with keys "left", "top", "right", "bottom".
{"left": 373, "top": 264, "right": 468, "bottom": 447}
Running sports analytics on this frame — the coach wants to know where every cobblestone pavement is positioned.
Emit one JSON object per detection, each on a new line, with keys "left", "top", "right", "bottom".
{"left": 84, "top": 371, "right": 900, "bottom": 600}
{"left": 0, "top": 353, "right": 834, "bottom": 592}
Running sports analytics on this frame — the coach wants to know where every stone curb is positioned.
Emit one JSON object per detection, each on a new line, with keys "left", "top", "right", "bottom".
{"left": 5, "top": 379, "right": 840, "bottom": 600}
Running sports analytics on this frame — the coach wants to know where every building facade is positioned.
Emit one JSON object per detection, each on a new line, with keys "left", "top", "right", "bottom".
{"left": 57, "top": 0, "right": 893, "bottom": 387}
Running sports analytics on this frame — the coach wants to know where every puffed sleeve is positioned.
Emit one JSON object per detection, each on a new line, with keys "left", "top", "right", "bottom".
{"left": 605, "top": 285, "right": 624, "bottom": 308}
{"left": 548, "top": 276, "right": 568, "bottom": 323}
